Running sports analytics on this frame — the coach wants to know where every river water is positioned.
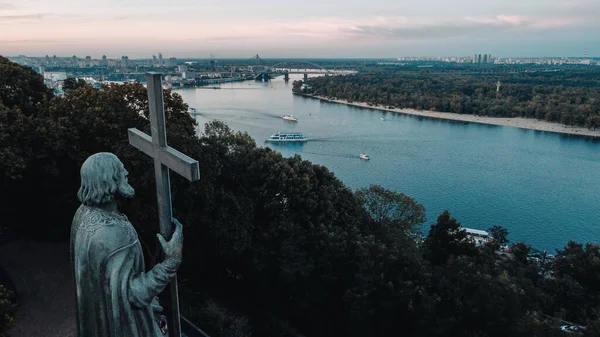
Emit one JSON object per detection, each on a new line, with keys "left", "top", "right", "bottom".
{"left": 176, "top": 74, "right": 600, "bottom": 251}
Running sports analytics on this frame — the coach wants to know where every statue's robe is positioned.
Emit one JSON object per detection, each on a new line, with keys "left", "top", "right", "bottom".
{"left": 70, "top": 205, "right": 176, "bottom": 337}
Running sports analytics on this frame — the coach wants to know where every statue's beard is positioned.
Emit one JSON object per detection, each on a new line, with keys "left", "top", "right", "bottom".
{"left": 117, "top": 182, "right": 135, "bottom": 199}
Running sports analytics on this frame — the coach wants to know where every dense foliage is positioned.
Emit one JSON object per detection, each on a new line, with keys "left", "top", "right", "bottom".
{"left": 0, "top": 286, "right": 14, "bottom": 337}
{"left": 298, "top": 65, "right": 600, "bottom": 128}
{"left": 1, "top": 56, "right": 599, "bottom": 337}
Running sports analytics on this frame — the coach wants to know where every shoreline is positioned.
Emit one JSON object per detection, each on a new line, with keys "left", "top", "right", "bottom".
{"left": 303, "top": 94, "right": 600, "bottom": 139}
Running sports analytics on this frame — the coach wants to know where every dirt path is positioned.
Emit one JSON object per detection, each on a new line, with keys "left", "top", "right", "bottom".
{"left": 0, "top": 241, "right": 76, "bottom": 337}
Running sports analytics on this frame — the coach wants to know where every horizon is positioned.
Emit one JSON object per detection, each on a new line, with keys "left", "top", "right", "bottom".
{"left": 6, "top": 55, "right": 600, "bottom": 60}
{"left": 1, "top": 0, "right": 598, "bottom": 58}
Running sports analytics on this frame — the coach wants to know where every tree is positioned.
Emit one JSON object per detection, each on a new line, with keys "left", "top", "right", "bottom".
{"left": 0, "top": 56, "right": 52, "bottom": 115}
{"left": 553, "top": 241, "right": 600, "bottom": 292}
{"left": 0, "top": 285, "right": 15, "bottom": 337}
{"left": 424, "top": 210, "right": 478, "bottom": 265}
{"left": 488, "top": 225, "right": 509, "bottom": 247}
{"left": 560, "top": 113, "right": 574, "bottom": 126}
{"left": 587, "top": 115, "right": 600, "bottom": 130}
{"left": 355, "top": 184, "right": 426, "bottom": 239}
{"left": 510, "top": 242, "right": 531, "bottom": 265}
{"left": 62, "top": 77, "right": 87, "bottom": 92}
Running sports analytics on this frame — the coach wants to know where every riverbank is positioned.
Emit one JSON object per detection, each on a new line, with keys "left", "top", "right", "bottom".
{"left": 306, "top": 94, "right": 600, "bottom": 139}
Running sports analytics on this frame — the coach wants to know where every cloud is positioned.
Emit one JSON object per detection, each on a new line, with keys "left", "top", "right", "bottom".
{"left": 0, "top": 12, "right": 86, "bottom": 22}
{"left": 0, "top": 2, "right": 15, "bottom": 9}
{"left": 0, "top": 13, "right": 46, "bottom": 20}
{"left": 338, "top": 13, "right": 587, "bottom": 41}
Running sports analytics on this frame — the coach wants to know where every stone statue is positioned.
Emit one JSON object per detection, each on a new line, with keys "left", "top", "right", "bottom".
{"left": 70, "top": 152, "right": 183, "bottom": 337}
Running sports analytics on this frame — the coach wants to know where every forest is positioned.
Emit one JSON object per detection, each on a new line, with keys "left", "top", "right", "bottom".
{"left": 1, "top": 56, "right": 600, "bottom": 337}
{"left": 297, "top": 65, "right": 600, "bottom": 128}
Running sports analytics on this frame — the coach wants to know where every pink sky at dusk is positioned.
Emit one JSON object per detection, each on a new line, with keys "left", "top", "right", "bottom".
{"left": 0, "top": 0, "right": 597, "bottom": 58}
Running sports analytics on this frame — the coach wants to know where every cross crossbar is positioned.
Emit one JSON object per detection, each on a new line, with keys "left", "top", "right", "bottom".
{"left": 128, "top": 128, "right": 200, "bottom": 181}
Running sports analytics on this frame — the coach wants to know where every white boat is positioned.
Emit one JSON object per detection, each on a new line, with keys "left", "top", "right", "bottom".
{"left": 360, "top": 153, "right": 370, "bottom": 160}
{"left": 283, "top": 114, "right": 298, "bottom": 122}
{"left": 380, "top": 117, "right": 385, "bottom": 121}
{"left": 188, "top": 107, "right": 201, "bottom": 116}
{"left": 265, "top": 132, "right": 308, "bottom": 142}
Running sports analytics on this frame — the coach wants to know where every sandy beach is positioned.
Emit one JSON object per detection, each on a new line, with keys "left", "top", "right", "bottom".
{"left": 308, "top": 95, "right": 600, "bottom": 139}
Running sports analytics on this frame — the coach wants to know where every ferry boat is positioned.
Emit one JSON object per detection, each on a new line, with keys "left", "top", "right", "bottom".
{"left": 360, "top": 153, "right": 370, "bottom": 160}
{"left": 283, "top": 114, "right": 298, "bottom": 122}
{"left": 265, "top": 132, "right": 308, "bottom": 143}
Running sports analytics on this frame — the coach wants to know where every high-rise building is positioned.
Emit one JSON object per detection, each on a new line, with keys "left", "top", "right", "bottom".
{"left": 473, "top": 54, "right": 478, "bottom": 63}
{"left": 167, "top": 57, "right": 177, "bottom": 67}
{"left": 483, "top": 54, "right": 488, "bottom": 64}
{"left": 121, "top": 56, "right": 129, "bottom": 68}
{"left": 85, "top": 56, "right": 92, "bottom": 67}
{"left": 158, "top": 53, "right": 163, "bottom": 66}
{"left": 478, "top": 54, "right": 482, "bottom": 64}
{"left": 101, "top": 55, "right": 108, "bottom": 66}
{"left": 152, "top": 55, "right": 158, "bottom": 66}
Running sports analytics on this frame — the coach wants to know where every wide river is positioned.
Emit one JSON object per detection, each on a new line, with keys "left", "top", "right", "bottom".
{"left": 177, "top": 74, "right": 600, "bottom": 251}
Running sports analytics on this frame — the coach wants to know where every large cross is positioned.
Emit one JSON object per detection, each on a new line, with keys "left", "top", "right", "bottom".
{"left": 128, "top": 72, "right": 200, "bottom": 337}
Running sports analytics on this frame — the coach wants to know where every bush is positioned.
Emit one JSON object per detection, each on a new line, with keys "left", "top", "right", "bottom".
{"left": 180, "top": 287, "right": 251, "bottom": 337}
{"left": 0, "top": 285, "right": 15, "bottom": 337}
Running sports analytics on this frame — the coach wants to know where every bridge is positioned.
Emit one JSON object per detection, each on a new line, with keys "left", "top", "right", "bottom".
{"left": 243, "top": 56, "right": 337, "bottom": 81}
{"left": 253, "top": 61, "right": 334, "bottom": 81}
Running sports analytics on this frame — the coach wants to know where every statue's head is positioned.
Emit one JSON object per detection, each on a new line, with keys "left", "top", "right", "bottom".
{"left": 77, "top": 152, "right": 135, "bottom": 206}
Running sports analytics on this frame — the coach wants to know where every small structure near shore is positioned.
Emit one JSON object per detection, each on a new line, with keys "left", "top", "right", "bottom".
{"left": 461, "top": 227, "right": 491, "bottom": 246}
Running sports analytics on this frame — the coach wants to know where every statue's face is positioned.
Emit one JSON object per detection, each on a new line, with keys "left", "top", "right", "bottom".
{"left": 116, "top": 165, "right": 135, "bottom": 199}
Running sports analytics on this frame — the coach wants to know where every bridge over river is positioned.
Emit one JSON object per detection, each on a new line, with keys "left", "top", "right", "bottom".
{"left": 252, "top": 61, "right": 356, "bottom": 81}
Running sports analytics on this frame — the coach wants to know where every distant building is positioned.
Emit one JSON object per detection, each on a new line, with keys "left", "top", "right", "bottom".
{"left": 121, "top": 56, "right": 129, "bottom": 68}
{"left": 181, "top": 71, "right": 196, "bottom": 79}
{"left": 461, "top": 227, "right": 491, "bottom": 246}
{"left": 178, "top": 64, "right": 188, "bottom": 73}
{"left": 101, "top": 55, "right": 108, "bottom": 66}
{"left": 167, "top": 57, "right": 177, "bottom": 67}
{"left": 43, "top": 71, "right": 68, "bottom": 82}
{"left": 158, "top": 53, "right": 163, "bottom": 66}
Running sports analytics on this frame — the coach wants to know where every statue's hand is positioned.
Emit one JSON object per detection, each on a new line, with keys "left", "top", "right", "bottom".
{"left": 151, "top": 297, "right": 163, "bottom": 314}
{"left": 157, "top": 219, "right": 183, "bottom": 264}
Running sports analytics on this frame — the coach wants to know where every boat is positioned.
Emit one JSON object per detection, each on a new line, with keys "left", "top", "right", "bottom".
{"left": 380, "top": 117, "right": 385, "bottom": 121}
{"left": 188, "top": 108, "right": 201, "bottom": 116}
{"left": 360, "top": 153, "right": 370, "bottom": 160}
{"left": 264, "top": 132, "right": 308, "bottom": 142}
{"left": 283, "top": 114, "right": 298, "bottom": 122}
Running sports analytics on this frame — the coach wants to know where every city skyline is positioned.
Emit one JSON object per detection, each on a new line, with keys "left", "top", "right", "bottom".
{"left": 1, "top": 0, "right": 598, "bottom": 58}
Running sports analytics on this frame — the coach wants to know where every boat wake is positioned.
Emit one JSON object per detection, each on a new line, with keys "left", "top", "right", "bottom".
{"left": 294, "top": 150, "right": 358, "bottom": 159}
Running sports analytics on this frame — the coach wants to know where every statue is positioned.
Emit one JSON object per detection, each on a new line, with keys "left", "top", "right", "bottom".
{"left": 70, "top": 152, "right": 183, "bottom": 337}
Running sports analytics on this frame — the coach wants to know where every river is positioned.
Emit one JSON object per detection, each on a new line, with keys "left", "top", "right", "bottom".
{"left": 176, "top": 74, "right": 600, "bottom": 251}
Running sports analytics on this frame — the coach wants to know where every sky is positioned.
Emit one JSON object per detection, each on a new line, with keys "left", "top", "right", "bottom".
{"left": 0, "top": 0, "right": 598, "bottom": 58}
